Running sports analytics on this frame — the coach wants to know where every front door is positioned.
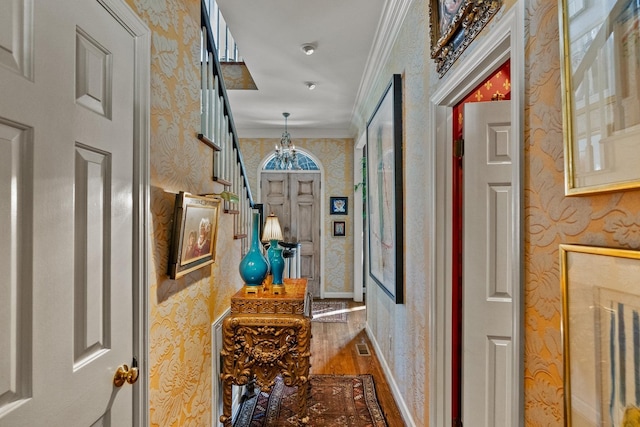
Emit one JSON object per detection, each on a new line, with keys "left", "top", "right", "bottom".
{"left": 462, "top": 100, "right": 513, "bottom": 426}
{"left": 0, "top": 1, "right": 143, "bottom": 425}
{"left": 261, "top": 172, "right": 321, "bottom": 297}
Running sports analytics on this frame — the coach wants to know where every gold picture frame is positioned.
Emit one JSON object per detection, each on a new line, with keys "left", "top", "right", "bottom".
{"left": 559, "top": 0, "right": 640, "bottom": 195}
{"left": 429, "top": 0, "right": 502, "bottom": 77}
{"left": 168, "top": 192, "right": 221, "bottom": 279}
{"left": 560, "top": 244, "right": 640, "bottom": 426}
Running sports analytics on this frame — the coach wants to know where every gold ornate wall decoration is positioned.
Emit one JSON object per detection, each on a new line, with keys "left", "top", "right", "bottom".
{"left": 430, "top": 0, "right": 503, "bottom": 77}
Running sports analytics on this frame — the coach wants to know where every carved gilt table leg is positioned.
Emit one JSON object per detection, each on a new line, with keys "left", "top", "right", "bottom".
{"left": 220, "top": 314, "right": 312, "bottom": 425}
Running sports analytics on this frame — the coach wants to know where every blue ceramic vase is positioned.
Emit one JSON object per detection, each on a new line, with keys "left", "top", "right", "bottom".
{"left": 267, "top": 242, "right": 285, "bottom": 285}
{"left": 238, "top": 212, "right": 269, "bottom": 286}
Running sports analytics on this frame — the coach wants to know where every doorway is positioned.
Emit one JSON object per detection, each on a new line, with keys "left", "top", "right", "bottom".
{"left": 260, "top": 159, "right": 323, "bottom": 298}
{"left": 430, "top": 3, "right": 524, "bottom": 427}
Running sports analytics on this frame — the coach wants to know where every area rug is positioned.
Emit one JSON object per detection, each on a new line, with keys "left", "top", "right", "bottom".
{"left": 311, "top": 300, "right": 348, "bottom": 323}
{"left": 233, "top": 374, "right": 388, "bottom": 426}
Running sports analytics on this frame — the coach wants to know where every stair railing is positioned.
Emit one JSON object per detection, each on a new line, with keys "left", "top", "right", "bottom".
{"left": 200, "top": 0, "right": 253, "bottom": 255}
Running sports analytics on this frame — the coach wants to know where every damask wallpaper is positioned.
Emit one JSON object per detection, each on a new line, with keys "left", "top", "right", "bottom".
{"left": 123, "top": 0, "right": 640, "bottom": 425}
{"left": 125, "top": 0, "right": 243, "bottom": 426}
{"left": 238, "top": 138, "right": 355, "bottom": 296}
{"left": 523, "top": 1, "right": 640, "bottom": 424}
{"left": 360, "top": 0, "right": 640, "bottom": 426}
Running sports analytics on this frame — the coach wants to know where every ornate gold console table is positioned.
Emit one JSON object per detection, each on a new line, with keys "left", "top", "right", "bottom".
{"left": 220, "top": 278, "right": 312, "bottom": 426}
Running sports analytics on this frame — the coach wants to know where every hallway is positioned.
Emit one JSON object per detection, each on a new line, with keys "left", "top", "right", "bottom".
{"left": 310, "top": 300, "right": 405, "bottom": 426}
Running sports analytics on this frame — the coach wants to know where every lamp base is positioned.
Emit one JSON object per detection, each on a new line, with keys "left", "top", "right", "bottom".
{"left": 271, "top": 284, "right": 285, "bottom": 295}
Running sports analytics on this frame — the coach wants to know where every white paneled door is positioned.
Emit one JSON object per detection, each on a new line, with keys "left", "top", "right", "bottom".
{"left": 463, "top": 101, "right": 513, "bottom": 426}
{"left": 0, "top": 1, "right": 145, "bottom": 425}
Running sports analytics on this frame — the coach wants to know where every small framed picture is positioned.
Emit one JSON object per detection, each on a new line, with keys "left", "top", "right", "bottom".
{"left": 332, "top": 221, "right": 346, "bottom": 237}
{"left": 168, "top": 192, "right": 221, "bottom": 279}
{"left": 330, "top": 197, "right": 348, "bottom": 215}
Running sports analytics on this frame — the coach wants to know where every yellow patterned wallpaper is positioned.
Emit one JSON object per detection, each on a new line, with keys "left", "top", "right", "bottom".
{"left": 238, "top": 138, "right": 355, "bottom": 295}
{"left": 125, "top": 0, "right": 243, "bottom": 426}
{"left": 122, "top": 0, "right": 640, "bottom": 425}
{"left": 359, "top": 0, "right": 640, "bottom": 425}
{"left": 523, "top": 1, "right": 640, "bottom": 424}
{"left": 220, "top": 62, "right": 257, "bottom": 89}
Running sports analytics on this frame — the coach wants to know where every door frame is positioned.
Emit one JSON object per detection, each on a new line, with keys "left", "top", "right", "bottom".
{"left": 257, "top": 151, "right": 325, "bottom": 298}
{"left": 98, "top": 1, "right": 151, "bottom": 425}
{"left": 429, "top": 2, "right": 524, "bottom": 426}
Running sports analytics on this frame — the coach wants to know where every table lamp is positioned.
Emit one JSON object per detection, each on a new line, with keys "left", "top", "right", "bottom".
{"left": 261, "top": 213, "right": 285, "bottom": 292}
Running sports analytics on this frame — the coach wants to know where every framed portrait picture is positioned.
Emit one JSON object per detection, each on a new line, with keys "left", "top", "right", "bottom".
{"left": 329, "top": 197, "right": 348, "bottom": 215}
{"left": 560, "top": 244, "right": 640, "bottom": 426}
{"left": 559, "top": 0, "right": 640, "bottom": 194}
{"left": 168, "top": 192, "right": 221, "bottom": 279}
{"left": 332, "top": 221, "right": 346, "bottom": 237}
{"left": 429, "top": 0, "right": 502, "bottom": 76}
{"left": 366, "top": 74, "right": 403, "bottom": 304}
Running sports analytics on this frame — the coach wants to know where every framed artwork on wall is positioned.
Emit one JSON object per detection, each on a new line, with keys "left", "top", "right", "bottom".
{"left": 332, "top": 221, "right": 346, "bottom": 237}
{"left": 329, "top": 197, "right": 348, "bottom": 215}
{"left": 366, "top": 74, "right": 403, "bottom": 304}
{"left": 168, "top": 192, "right": 221, "bottom": 279}
{"left": 560, "top": 244, "right": 640, "bottom": 426}
{"left": 559, "top": 0, "right": 640, "bottom": 195}
{"left": 429, "top": 0, "right": 502, "bottom": 77}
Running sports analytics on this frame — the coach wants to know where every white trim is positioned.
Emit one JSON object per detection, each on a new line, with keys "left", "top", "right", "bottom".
{"left": 429, "top": 2, "right": 524, "bottom": 426}
{"left": 351, "top": 0, "right": 414, "bottom": 136}
{"left": 238, "top": 127, "right": 352, "bottom": 139}
{"left": 96, "top": 1, "right": 151, "bottom": 426}
{"left": 365, "top": 324, "right": 414, "bottom": 426}
{"left": 211, "top": 308, "right": 231, "bottom": 426}
{"left": 353, "top": 132, "right": 366, "bottom": 302}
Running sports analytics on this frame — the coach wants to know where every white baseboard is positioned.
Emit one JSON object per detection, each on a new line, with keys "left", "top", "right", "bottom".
{"left": 320, "top": 291, "right": 354, "bottom": 299}
{"left": 365, "top": 323, "right": 416, "bottom": 427}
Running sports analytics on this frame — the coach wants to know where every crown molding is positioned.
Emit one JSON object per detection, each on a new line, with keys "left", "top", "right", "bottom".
{"left": 350, "top": 0, "right": 414, "bottom": 134}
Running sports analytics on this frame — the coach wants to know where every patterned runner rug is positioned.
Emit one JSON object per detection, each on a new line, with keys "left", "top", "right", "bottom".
{"left": 233, "top": 374, "right": 388, "bottom": 426}
{"left": 311, "top": 300, "right": 348, "bottom": 323}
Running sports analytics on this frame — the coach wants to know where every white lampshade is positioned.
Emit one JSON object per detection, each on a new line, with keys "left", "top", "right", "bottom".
{"left": 261, "top": 213, "right": 283, "bottom": 242}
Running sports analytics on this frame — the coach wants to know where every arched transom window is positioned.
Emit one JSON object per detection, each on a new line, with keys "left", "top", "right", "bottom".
{"left": 263, "top": 150, "right": 319, "bottom": 170}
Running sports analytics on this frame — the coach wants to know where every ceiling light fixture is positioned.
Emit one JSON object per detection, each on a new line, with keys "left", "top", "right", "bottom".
{"left": 306, "top": 82, "right": 316, "bottom": 90}
{"left": 273, "top": 112, "right": 301, "bottom": 170}
{"left": 301, "top": 43, "right": 316, "bottom": 55}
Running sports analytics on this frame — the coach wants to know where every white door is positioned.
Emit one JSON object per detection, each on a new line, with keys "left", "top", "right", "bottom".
{"left": 261, "top": 172, "right": 321, "bottom": 297}
{"left": 0, "top": 1, "right": 144, "bottom": 425}
{"left": 462, "top": 101, "right": 513, "bottom": 426}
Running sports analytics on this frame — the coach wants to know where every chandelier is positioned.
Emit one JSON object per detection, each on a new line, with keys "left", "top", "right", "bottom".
{"left": 274, "top": 112, "right": 300, "bottom": 170}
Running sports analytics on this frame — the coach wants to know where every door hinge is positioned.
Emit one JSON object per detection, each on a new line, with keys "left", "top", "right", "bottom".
{"left": 454, "top": 138, "right": 464, "bottom": 158}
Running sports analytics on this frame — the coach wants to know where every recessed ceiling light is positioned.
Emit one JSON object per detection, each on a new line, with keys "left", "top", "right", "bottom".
{"left": 301, "top": 43, "right": 316, "bottom": 55}
{"left": 306, "top": 82, "right": 316, "bottom": 90}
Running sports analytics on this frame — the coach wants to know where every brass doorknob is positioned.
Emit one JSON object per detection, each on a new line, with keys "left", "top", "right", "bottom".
{"left": 113, "top": 357, "right": 139, "bottom": 387}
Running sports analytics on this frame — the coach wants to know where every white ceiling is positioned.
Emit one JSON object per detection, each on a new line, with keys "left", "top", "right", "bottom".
{"left": 215, "top": 0, "right": 387, "bottom": 139}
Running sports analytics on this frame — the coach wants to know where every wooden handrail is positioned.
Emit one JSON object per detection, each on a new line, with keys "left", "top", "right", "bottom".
{"left": 201, "top": 0, "right": 253, "bottom": 207}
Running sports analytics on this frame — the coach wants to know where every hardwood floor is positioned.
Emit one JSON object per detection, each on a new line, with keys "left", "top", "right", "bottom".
{"left": 310, "top": 300, "right": 405, "bottom": 426}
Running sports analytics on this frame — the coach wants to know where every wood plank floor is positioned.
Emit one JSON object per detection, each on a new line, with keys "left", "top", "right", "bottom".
{"left": 310, "top": 300, "right": 405, "bottom": 426}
